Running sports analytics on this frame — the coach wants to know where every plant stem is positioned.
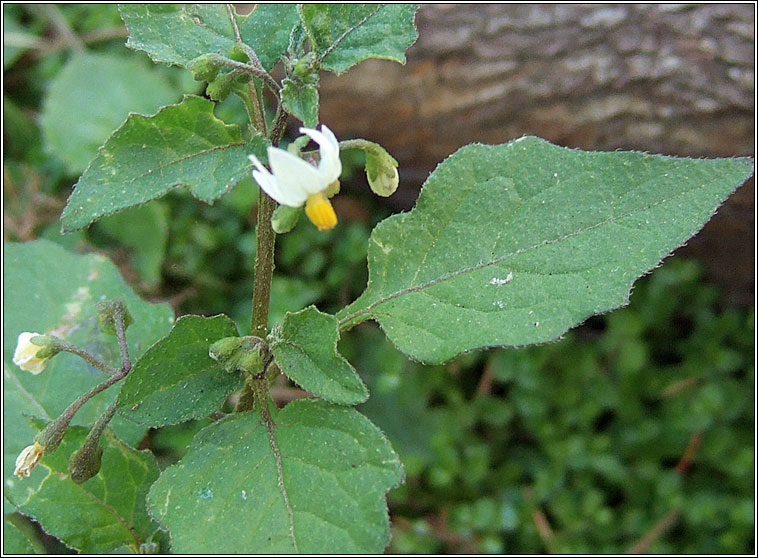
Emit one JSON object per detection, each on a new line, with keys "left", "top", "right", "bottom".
{"left": 238, "top": 107, "right": 289, "bottom": 413}
{"left": 114, "top": 308, "right": 131, "bottom": 374}
{"left": 55, "top": 340, "right": 120, "bottom": 376}
{"left": 249, "top": 80, "right": 267, "bottom": 134}
{"left": 250, "top": 194, "right": 277, "bottom": 340}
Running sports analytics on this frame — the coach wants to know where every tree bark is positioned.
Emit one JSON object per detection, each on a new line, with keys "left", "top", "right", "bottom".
{"left": 319, "top": 4, "right": 754, "bottom": 303}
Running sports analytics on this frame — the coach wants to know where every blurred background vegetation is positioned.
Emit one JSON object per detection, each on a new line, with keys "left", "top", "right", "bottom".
{"left": 3, "top": 4, "right": 754, "bottom": 554}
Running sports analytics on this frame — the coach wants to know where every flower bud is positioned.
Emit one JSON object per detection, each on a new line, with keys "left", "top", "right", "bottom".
{"left": 14, "top": 441, "right": 44, "bottom": 478}
{"left": 228, "top": 43, "right": 250, "bottom": 63}
{"left": 209, "top": 336, "right": 266, "bottom": 375}
{"left": 365, "top": 148, "right": 399, "bottom": 197}
{"left": 271, "top": 204, "right": 302, "bottom": 234}
{"left": 209, "top": 336, "right": 243, "bottom": 365}
{"left": 206, "top": 71, "right": 237, "bottom": 101}
{"left": 186, "top": 54, "right": 222, "bottom": 82}
{"left": 13, "top": 332, "right": 59, "bottom": 374}
{"left": 293, "top": 52, "right": 318, "bottom": 81}
{"left": 69, "top": 441, "right": 103, "bottom": 484}
{"left": 70, "top": 402, "right": 116, "bottom": 484}
{"left": 236, "top": 346, "right": 265, "bottom": 375}
{"left": 34, "top": 420, "right": 67, "bottom": 457}
{"left": 96, "top": 300, "right": 133, "bottom": 336}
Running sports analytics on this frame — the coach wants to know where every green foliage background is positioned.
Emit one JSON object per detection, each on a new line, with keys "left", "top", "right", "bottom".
{"left": 3, "top": 5, "right": 754, "bottom": 554}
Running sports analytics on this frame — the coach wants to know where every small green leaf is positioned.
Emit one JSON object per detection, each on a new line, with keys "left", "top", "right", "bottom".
{"left": 40, "top": 52, "right": 178, "bottom": 175}
{"left": 6, "top": 420, "right": 160, "bottom": 554}
{"left": 3, "top": 240, "right": 173, "bottom": 496}
{"left": 280, "top": 78, "right": 319, "bottom": 128}
{"left": 147, "top": 400, "right": 403, "bottom": 553}
{"left": 338, "top": 137, "right": 754, "bottom": 363}
{"left": 117, "top": 315, "right": 241, "bottom": 427}
{"left": 270, "top": 306, "right": 368, "bottom": 405}
{"left": 299, "top": 4, "right": 418, "bottom": 74}
{"left": 120, "top": 3, "right": 296, "bottom": 72}
{"left": 61, "top": 95, "right": 250, "bottom": 232}
{"left": 271, "top": 204, "right": 302, "bottom": 234}
{"left": 96, "top": 201, "right": 169, "bottom": 289}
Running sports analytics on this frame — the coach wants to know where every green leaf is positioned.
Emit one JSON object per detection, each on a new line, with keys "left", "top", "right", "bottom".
{"left": 337, "top": 137, "right": 754, "bottom": 363}
{"left": 96, "top": 201, "right": 169, "bottom": 289}
{"left": 3, "top": 516, "right": 42, "bottom": 554}
{"left": 148, "top": 400, "right": 403, "bottom": 553}
{"left": 6, "top": 420, "right": 160, "bottom": 554}
{"left": 280, "top": 78, "right": 319, "bottom": 128}
{"left": 270, "top": 306, "right": 368, "bottom": 405}
{"left": 120, "top": 4, "right": 239, "bottom": 68}
{"left": 60, "top": 95, "right": 250, "bottom": 232}
{"left": 299, "top": 4, "right": 418, "bottom": 74}
{"left": 40, "top": 52, "right": 178, "bottom": 175}
{"left": 238, "top": 4, "right": 300, "bottom": 71}
{"left": 3, "top": 240, "right": 173, "bottom": 498}
{"left": 117, "top": 315, "right": 241, "bottom": 427}
{"left": 120, "top": 4, "right": 296, "bottom": 72}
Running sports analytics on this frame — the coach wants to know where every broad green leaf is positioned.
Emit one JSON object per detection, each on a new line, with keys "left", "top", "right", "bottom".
{"left": 270, "top": 306, "right": 368, "bottom": 405}
{"left": 40, "top": 52, "right": 178, "bottom": 175}
{"left": 3, "top": 240, "right": 173, "bottom": 497}
{"left": 117, "top": 315, "right": 241, "bottom": 427}
{"left": 120, "top": 4, "right": 240, "bottom": 68}
{"left": 280, "top": 78, "right": 319, "bottom": 128}
{"left": 337, "top": 137, "right": 754, "bottom": 363}
{"left": 148, "top": 400, "right": 403, "bottom": 553}
{"left": 6, "top": 420, "right": 160, "bottom": 554}
{"left": 96, "top": 201, "right": 169, "bottom": 289}
{"left": 60, "top": 95, "right": 250, "bottom": 232}
{"left": 120, "top": 4, "right": 296, "bottom": 71}
{"left": 3, "top": 516, "right": 42, "bottom": 554}
{"left": 299, "top": 4, "right": 418, "bottom": 74}
{"left": 238, "top": 4, "right": 300, "bottom": 71}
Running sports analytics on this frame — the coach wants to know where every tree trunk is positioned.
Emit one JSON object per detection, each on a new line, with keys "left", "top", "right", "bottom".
{"left": 319, "top": 4, "right": 755, "bottom": 303}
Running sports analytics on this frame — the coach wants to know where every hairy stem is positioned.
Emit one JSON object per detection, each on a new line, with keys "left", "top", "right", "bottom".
{"left": 114, "top": 308, "right": 131, "bottom": 374}
{"left": 250, "top": 193, "right": 277, "bottom": 340}
{"left": 55, "top": 340, "right": 120, "bottom": 376}
{"left": 238, "top": 107, "right": 289, "bottom": 414}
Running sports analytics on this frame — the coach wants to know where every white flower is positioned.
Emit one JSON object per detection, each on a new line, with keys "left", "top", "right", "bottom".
{"left": 13, "top": 332, "right": 50, "bottom": 375}
{"left": 14, "top": 441, "right": 44, "bottom": 478}
{"left": 249, "top": 125, "right": 342, "bottom": 231}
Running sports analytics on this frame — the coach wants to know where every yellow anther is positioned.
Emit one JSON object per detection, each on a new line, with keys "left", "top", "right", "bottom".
{"left": 305, "top": 192, "right": 338, "bottom": 231}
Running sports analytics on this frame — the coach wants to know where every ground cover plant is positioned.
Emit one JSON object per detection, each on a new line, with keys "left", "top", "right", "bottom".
{"left": 3, "top": 4, "right": 754, "bottom": 554}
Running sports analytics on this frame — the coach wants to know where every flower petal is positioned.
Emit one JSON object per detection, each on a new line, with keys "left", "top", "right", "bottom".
{"left": 268, "top": 147, "right": 323, "bottom": 199}
{"left": 249, "top": 154, "right": 303, "bottom": 206}
{"left": 300, "top": 125, "right": 342, "bottom": 185}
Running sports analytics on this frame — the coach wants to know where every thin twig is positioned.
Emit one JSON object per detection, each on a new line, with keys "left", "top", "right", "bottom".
{"left": 625, "top": 511, "right": 679, "bottom": 554}
{"left": 35, "top": 4, "right": 85, "bottom": 52}
{"left": 59, "top": 368, "right": 130, "bottom": 426}
{"left": 114, "top": 309, "right": 131, "bottom": 374}
{"left": 27, "top": 26, "right": 128, "bottom": 59}
{"left": 206, "top": 54, "right": 279, "bottom": 94}
{"left": 55, "top": 340, "right": 120, "bottom": 376}
{"left": 675, "top": 431, "right": 702, "bottom": 474}
{"left": 532, "top": 509, "right": 556, "bottom": 553}
{"left": 475, "top": 361, "right": 494, "bottom": 396}
{"left": 225, "top": 3, "right": 242, "bottom": 42}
